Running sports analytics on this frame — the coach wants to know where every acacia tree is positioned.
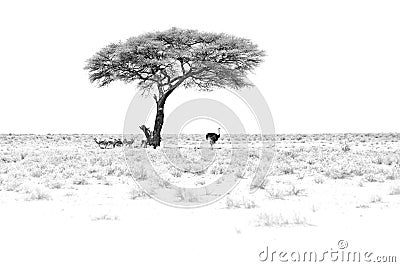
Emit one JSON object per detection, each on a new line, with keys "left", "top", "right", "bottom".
{"left": 85, "top": 28, "right": 265, "bottom": 148}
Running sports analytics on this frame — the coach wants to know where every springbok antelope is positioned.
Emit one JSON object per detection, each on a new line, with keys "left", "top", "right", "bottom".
{"left": 140, "top": 140, "right": 148, "bottom": 148}
{"left": 94, "top": 138, "right": 107, "bottom": 149}
{"left": 113, "top": 138, "right": 123, "bottom": 148}
{"left": 123, "top": 137, "right": 135, "bottom": 147}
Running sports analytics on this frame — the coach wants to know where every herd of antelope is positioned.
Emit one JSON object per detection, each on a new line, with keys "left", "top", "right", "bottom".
{"left": 94, "top": 137, "right": 135, "bottom": 149}
{"left": 94, "top": 127, "right": 222, "bottom": 149}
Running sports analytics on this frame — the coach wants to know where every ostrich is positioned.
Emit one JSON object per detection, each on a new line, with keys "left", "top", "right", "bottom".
{"left": 94, "top": 138, "right": 107, "bottom": 149}
{"left": 206, "top": 128, "right": 221, "bottom": 149}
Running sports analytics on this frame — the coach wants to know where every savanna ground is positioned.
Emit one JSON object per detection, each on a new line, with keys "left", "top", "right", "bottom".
{"left": 0, "top": 133, "right": 399, "bottom": 266}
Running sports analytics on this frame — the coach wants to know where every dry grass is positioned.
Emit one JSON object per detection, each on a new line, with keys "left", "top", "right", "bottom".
{"left": 255, "top": 212, "right": 309, "bottom": 227}
{"left": 1, "top": 133, "right": 399, "bottom": 225}
{"left": 389, "top": 186, "right": 400, "bottom": 195}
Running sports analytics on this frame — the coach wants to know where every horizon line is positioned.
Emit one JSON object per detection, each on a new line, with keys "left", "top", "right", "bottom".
{"left": 1, "top": 132, "right": 399, "bottom": 135}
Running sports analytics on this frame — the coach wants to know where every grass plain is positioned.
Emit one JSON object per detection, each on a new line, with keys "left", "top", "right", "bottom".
{"left": 0, "top": 133, "right": 399, "bottom": 266}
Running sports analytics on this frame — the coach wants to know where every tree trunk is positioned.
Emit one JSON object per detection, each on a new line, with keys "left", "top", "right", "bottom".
{"left": 139, "top": 94, "right": 169, "bottom": 149}
{"left": 152, "top": 102, "right": 165, "bottom": 148}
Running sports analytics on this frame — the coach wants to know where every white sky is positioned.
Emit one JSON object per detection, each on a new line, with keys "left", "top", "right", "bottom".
{"left": 0, "top": 0, "right": 399, "bottom": 134}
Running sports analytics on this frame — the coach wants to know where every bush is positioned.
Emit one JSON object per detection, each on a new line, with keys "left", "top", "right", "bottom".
{"left": 389, "top": 186, "right": 400, "bottom": 195}
{"left": 26, "top": 187, "right": 52, "bottom": 201}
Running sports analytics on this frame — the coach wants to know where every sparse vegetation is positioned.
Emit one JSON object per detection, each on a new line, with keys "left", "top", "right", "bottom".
{"left": 0, "top": 133, "right": 399, "bottom": 228}
{"left": 363, "top": 174, "right": 385, "bottom": 183}
{"left": 175, "top": 188, "right": 198, "bottom": 202}
{"left": 91, "top": 214, "right": 120, "bottom": 221}
{"left": 389, "top": 186, "right": 400, "bottom": 195}
{"left": 313, "top": 175, "right": 325, "bottom": 184}
{"left": 369, "top": 194, "right": 382, "bottom": 203}
{"left": 225, "top": 196, "right": 257, "bottom": 209}
{"left": 130, "top": 187, "right": 146, "bottom": 200}
{"left": 26, "top": 187, "right": 52, "bottom": 201}
{"left": 255, "top": 212, "right": 309, "bottom": 227}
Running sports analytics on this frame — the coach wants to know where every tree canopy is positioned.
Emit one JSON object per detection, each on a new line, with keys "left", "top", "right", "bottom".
{"left": 84, "top": 27, "right": 265, "bottom": 101}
